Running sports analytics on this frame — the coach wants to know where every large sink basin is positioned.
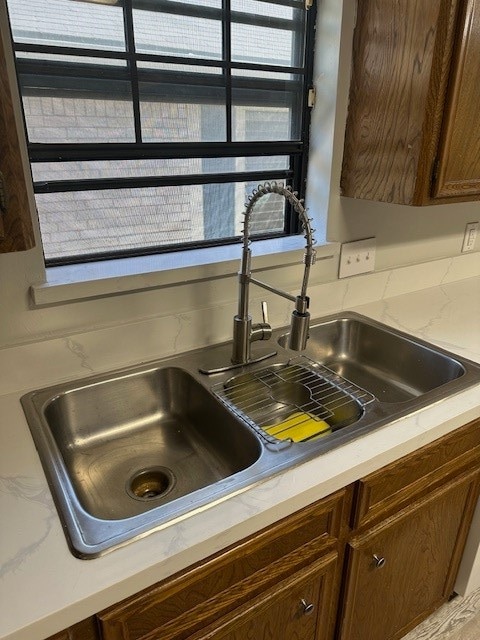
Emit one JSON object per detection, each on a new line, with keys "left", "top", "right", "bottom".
{"left": 41, "top": 367, "right": 261, "bottom": 521}
{"left": 278, "top": 313, "right": 466, "bottom": 403}
{"left": 22, "top": 365, "right": 262, "bottom": 556}
{"left": 21, "top": 312, "right": 480, "bottom": 558}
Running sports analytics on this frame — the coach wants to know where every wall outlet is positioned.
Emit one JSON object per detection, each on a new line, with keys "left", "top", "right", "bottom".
{"left": 339, "top": 237, "right": 376, "bottom": 278}
{"left": 462, "top": 222, "right": 478, "bottom": 252}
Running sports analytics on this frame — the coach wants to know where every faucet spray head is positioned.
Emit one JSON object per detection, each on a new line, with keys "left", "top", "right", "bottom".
{"left": 288, "top": 296, "right": 310, "bottom": 351}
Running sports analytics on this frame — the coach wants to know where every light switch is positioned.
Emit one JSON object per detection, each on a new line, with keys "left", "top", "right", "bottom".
{"left": 339, "top": 237, "right": 376, "bottom": 278}
{"left": 462, "top": 222, "right": 478, "bottom": 253}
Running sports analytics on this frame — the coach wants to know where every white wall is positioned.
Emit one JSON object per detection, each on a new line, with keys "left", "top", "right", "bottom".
{"left": 0, "top": 0, "right": 478, "bottom": 351}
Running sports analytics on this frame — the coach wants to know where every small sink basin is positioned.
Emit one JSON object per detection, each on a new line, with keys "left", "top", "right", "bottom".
{"left": 219, "top": 360, "right": 370, "bottom": 438}
{"left": 21, "top": 366, "right": 261, "bottom": 555}
{"left": 278, "top": 314, "right": 466, "bottom": 403}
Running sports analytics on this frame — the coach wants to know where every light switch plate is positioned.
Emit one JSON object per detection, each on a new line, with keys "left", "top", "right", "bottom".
{"left": 462, "top": 222, "right": 478, "bottom": 252}
{"left": 339, "top": 237, "right": 376, "bottom": 278}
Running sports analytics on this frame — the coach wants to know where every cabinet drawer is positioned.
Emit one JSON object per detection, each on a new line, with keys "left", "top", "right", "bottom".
{"left": 99, "top": 487, "right": 351, "bottom": 640}
{"left": 187, "top": 551, "right": 338, "bottom": 640}
{"left": 353, "top": 418, "right": 480, "bottom": 530}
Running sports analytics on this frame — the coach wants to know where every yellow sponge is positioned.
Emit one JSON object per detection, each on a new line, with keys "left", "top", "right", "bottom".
{"left": 264, "top": 411, "right": 331, "bottom": 442}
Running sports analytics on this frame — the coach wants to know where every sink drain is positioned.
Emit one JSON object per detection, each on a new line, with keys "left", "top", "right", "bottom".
{"left": 127, "top": 467, "right": 175, "bottom": 502}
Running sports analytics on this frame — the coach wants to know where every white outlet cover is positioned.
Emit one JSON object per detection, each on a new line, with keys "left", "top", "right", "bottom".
{"left": 462, "top": 222, "right": 478, "bottom": 253}
{"left": 339, "top": 237, "right": 376, "bottom": 278}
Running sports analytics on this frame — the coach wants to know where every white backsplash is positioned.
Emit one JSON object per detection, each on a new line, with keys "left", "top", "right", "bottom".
{"left": 0, "top": 252, "right": 479, "bottom": 398}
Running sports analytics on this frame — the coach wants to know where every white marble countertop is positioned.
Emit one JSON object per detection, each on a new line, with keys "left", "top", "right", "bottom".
{"left": 1, "top": 274, "right": 480, "bottom": 640}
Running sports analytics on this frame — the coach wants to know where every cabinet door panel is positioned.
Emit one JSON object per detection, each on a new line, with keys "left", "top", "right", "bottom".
{"left": 190, "top": 552, "right": 338, "bottom": 640}
{"left": 434, "top": 0, "right": 480, "bottom": 197}
{"left": 340, "top": 0, "right": 449, "bottom": 205}
{"left": 339, "top": 468, "right": 480, "bottom": 640}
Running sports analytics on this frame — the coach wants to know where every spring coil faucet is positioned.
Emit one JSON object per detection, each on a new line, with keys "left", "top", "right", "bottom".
{"left": 232, "top": 181, "right": 316, "bottom": 365}
{"left": 201, "top": 182, "right": 316, "bottom": 375}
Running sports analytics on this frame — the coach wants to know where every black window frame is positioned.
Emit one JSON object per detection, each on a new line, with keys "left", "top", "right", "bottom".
{"left": 7, "top": 0, "right": 317, "bottom": 266}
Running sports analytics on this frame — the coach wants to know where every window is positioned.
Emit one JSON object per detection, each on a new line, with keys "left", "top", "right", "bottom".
{"left": 6, "top": 0, "right": 316, "bottom": 265}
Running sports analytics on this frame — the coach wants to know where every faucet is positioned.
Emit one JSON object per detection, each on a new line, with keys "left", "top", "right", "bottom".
{"left": 232, "top": 181, "right": 316, "bottom": 366}
{"left": 200, "top": 182, "right": 316, "bottom": 375}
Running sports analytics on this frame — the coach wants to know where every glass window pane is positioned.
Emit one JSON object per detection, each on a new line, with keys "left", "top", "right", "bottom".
{"left": 133, "top": 9, "right": 222, "bottom": 59}
{"left": 231, "top": 0, "right": 305, "bottom": 67}
{"left": 231, "top": 23, "right": 303, "bottom": 67}
{"left": 140, "top": 80, "right": 226, "bottom": 142}
{"left": 234, "top": 104, "right": 292, "bottom": 142}
{"left": 137, "top": 60, "right": 221, "bottom": 75}
{"left": 19, "top": 76, "right": 135, "bottom": 143}
{"left": 233, "top": 67, "right": 296, "bottom": 81}
{"left": 36, "top": 180, "right": 286, "bottom": 260}
{"left": 232, "top": 75, "right": 302, "bottom": 141}
{"left": 32, "top": 156, "right": 289, "bottom": 181}
{"left": 6, "top": 0, "right": 126, "bottom": 51}
{"left": 150, "top": 0, "right": 221, "bottom": 8}
{"left": 232, "top": 0, "right": 294, "bottom": 19}
{"left": 16, "top": 51, "right": 126, "bottom": 67}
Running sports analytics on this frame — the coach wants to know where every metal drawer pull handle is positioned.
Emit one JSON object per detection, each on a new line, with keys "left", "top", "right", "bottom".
{"left": 300, "top": 598, "right": 315, "bottom": 614}
{"left": 373, "top": 554, "right": 386, "bottom": 568}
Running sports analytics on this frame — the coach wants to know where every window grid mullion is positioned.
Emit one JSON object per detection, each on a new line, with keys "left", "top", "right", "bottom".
{"left": 14, "top": 42, "right": 307, "bottom": 76}
{"left": 33, "top": 168, "right": 293, "bottom": 194}
{"left": 223, "top": 0, "right": 233, "bottom": 143}
{"left": 123, "top": 0, "right": 142, "bottom": 144}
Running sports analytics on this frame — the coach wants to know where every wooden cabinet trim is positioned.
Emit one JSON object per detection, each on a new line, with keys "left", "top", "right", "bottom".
{"left": 433, "top": 0, "right": 480, "bottom": 198}
{"left": 46, "top": 617, "right": 99, "bottom": 640}
{"left": 353, "top": 418, "right": 480, "bottom": 530}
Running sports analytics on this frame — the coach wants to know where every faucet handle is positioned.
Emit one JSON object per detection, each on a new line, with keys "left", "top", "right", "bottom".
{"left": 251, "top": 301, "right": 272, "bottom": 343}
{"left": 261, "top": 301, "right": 269, "bottom": 325}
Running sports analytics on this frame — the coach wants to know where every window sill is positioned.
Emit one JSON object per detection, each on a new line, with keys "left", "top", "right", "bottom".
{"left": 30, "top": 236, "right": 339, "bottom": 307}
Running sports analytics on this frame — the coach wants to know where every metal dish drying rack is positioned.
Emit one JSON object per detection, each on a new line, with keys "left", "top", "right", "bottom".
{"left": 212, "top": 356, "right": 375, "bottom": 448}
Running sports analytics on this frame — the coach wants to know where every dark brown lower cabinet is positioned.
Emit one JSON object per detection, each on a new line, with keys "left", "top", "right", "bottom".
{"left": 338, "top": 467, "right": 480, "bottom": 640}
{"left": 46, "top": 418, "right": 480, "bottom": 640}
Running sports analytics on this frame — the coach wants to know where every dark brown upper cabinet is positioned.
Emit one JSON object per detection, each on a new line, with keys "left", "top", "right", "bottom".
{"left": 0, "top": 21, "right": 35, "bottom": 253}
{"left": 341, "top": 0, "right": 480, "bottom": 206}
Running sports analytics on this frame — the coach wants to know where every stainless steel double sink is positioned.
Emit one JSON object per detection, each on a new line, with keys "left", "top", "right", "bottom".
{"left": 21, "top": 312, "right": 480, "bottom": 557}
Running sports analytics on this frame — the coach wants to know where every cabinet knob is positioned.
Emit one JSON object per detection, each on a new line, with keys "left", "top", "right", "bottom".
{"left": 373, "top": 554, "right": 386, "bottom": 568}
{"left": 300, "top": 598, "right": 315, "bottom": 615}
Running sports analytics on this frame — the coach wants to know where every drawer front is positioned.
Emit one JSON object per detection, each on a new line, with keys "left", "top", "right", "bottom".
{"left": 186, "top": 551, "right": 338, "bottom": 640}
{"left": 353, "top": 418, "right": 480, "bottom": 530}
{"left": 99, "top": 487, "right": 351, "bottom": 640}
